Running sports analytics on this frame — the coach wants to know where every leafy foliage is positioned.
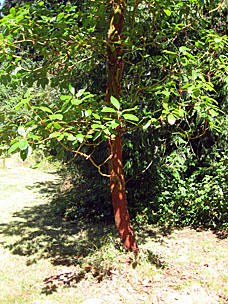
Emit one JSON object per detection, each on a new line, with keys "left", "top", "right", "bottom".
{"left": 1, "top": 0, "right": 228, "bottom": 232}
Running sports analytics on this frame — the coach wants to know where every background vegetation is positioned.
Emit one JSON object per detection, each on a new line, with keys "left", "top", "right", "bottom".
{"left": 1, "top": 0, "right": 228, "bottom": 232}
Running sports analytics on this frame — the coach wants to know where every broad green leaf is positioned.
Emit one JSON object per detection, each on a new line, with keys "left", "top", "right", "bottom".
{"left": 8, "top": 142, "right": 20, "bottom": 154}
{"left": 24, "top": 88, "right": 33, "bottom": 98}
{"left": 71, "top": 99, "right": 83, "bottom": 105}
{"left": 192, "top": 88, "right": 200, "bottom": 98}
{"left": 76, "top": 134, "right": 84, "bottom": 143}
{"left": 123, "top": 114, "right": 139, "bottom": 121}
{"left": 85, "top": 109, "right": 92, "bottom": 117}
{"left": 57, "top": 134, "right": 65, "bottom": 141}
{"left": 53, "top": 122, "right": 62, "bottom": 129}
{"left": 92, "top": 113, "right": 100, "bottom": 119}
{"left": 143, "top": 121, "right": 151, "bottom": 130}
{"left": 91, "top": 124, "right": 102, "bottom": 129}
{"left": 110, "top": 122, "right": 119, "bottom": 129}
{"left": 49, "top": 132, "right": 62, "bottom": 138}
{"left": 49, "top": 114, "right": 63, "bottom": 120}
{"left": 18, "top": 126, "right": 26, "bottom": 137}
{"left": 167, "top": 114, "right": 176, "bottom": 125}
{"left": 192, "top": 70, "right": 197, "bottom": 81}
{"left": 81, "top": 94, "right": 94, "bottom": 101}
{"left": 164, "top": 9, "right": 171, "bottom": 16}
{"left": 101, "top": 107, "right": 117, "bottom": 113}
{"left": 39, "top": 106, "right": 53, "bottom": 114}
{"left": 67, "top": 134, "right": 76, "bottom": 141}
{"left": 19, "top": 139, "right": 28, "bottom": 150}
{"left": 93, "top": 131, "right": 102, "bottom": 141}
{"left": 60, "top": 95, "right": 72, "bottom": 100}
{"left": 111, "top": 96, "right": 120, "bottom": 110}
{"left": 29, "top": 135, "right": 40, "bottom": 140}
{"left": 69, "top": 84, "right": 75, "bottom": 95}
{"left": 10, "top": 7, "right": 16, "bottom": 16}
{"left": 15, "top": 101, "right": 24, "bottom": 110}
{"left": 20, "top": 149, "right": 28, "bottom": 162}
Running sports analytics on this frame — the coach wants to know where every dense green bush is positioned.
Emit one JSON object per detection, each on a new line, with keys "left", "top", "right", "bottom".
{"left": 153, "top": 151, "right": 228, "bottom": 229}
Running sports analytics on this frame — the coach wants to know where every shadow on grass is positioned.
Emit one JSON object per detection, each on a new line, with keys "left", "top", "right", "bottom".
{"left": 0, "top": 200, "right": 116, "bottom": 266}
{"left": 0, "top": 167, "right": 174, "bottom": 272}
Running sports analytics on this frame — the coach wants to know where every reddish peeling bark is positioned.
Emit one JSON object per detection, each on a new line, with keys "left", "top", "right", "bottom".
{"left": 106, "top": 0, "right": 138, "bottom": 252}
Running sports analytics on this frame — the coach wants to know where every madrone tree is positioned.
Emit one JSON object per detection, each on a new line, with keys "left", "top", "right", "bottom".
{"left": 0, "top": 0, "right": 227, "bottom": 251}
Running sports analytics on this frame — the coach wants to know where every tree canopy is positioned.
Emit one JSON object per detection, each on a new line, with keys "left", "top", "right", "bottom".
{"left": 1, "top": 0, "right": 228, "bottom": 250}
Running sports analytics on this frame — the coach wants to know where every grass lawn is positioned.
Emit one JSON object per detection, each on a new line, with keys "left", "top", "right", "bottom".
{"left": 0, "top": 156, "right": 228, "bottom": 303}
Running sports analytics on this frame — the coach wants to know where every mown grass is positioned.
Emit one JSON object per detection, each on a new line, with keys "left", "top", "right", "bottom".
{"left": 1, "top": 157, "right": 228, "bottom": 303}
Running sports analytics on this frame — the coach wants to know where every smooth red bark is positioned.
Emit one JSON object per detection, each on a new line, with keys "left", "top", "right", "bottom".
{"left": 106, "top": 0, "right": 138, "bottom": 252}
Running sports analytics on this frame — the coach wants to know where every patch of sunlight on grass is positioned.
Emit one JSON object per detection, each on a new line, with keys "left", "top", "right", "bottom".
{"left": 0, "top": 246, "right": 85, "bottom": 304}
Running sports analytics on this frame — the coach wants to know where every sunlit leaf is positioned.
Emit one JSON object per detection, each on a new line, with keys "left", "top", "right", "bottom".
{"left": 101, "top": 107, "right": 117, "bottom": 113}
{"left": 164, "top": 9, "right": 171, "bottom": 16}
{"left": 8, "top": 142, "right": 20, "bottom": 154}
{"left": 49, "top": 114, "right": 63, "bottom": 120}
{"left": 111, "top": 96, "right": 120, "bottom": 110}
{"left": 69, "top": 84, "right": 75, "bottom": 95}
{"left": 76, "top": 134, "right": 84, "bottom": 143}
{"left": 123, "top": 114, "right": 139, "bottom": 121}
{"left": 18, "top": 139, "right": 28, "bottom": 150}
{"left": 49, "top": 132, "right": 61, "bottom": 138}
{"left": 167, "top": 114, "right": 176, "bottom": 125}
{"left": 18, "top": 126, "right": 26, "bottom": 137}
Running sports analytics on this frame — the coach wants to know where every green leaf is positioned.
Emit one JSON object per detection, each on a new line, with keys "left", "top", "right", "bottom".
{"left": 8, "top": 142, "right": 20, "bottom": 154}
{"left": 20, "top": 149, "right": 28, "bottom": 162}
{"left": 49, "top": 132, "right": 62, "bottom": 138}
{"left": 15, "top": 102, "right": 24, "bottom": 110}
{"left": 110, "top": 121, "right": 119, "bottom": 129}
{"left": 67, "top": 134, "right": 76, "bottom": 141}
{"left": 192, "top": 70, "right": 197, "bottom": 81}
{"left": 122, "top": 107, "right": 138, "bottom": 113}
{"left": 57, "top": 134, "right": 65, "bottom": 141}
{"left": 143, "top": 121, "right": 151, "bottom": 130}
{"left": 53, "top": 122, "right": 62, "bottom": 129}
{"left": 24, "top": 88, "right": 33, "bottom": 98}
{"left": 167, "top": 114, "right": 176, "bottom": 125}
{"left": 18, "top": 126, "right": 26, "bottom": 137}
{"left": 76, "top": 89, "right": 86, "bottom": 98}
{"left": 101, "top": 107, "right": 117, "bottom": 113}
{"left": 71, "top": 99, "right": 83, "bottom": 106}
{"left": 92, "top": 113, "right": 100, "bottom": 119}
{"left": 60, "top": 95, "right": 72, "bottom": 100}
{"left": 110, "top": 96, "right": 120, "bottom": 110}
{"left": 76, "top": 134, "right": 84, "bottom": 143}
{"left": 10, "top": 7, "right": 16, "bottom": 16}
{"left": 39, "top": 106, "right": 53, "bottom": 114}
{"left": 69, "top": 84, "right": 75, "bottom": 95}
{"left": 18, "top": 139, "right": 28, "bottom": 150}
{"left": 123, "top": 114, "right": 139, "bottom": 121}
{"left": 49, "top": 114, "right": 63, "bottom": 120}
{"left": 93, "top": 131, "right": 102, "bottom": 141}
{"left": 192, "top": 88, "right": 200, "bottom": 98}
{"left": 164, "top": 9, "right": 171, "bottom": 16}
{"left": 214, "top": 38, "right": 221, "bottom": 43}
{"left": 91, "top": 124, "right": 102, "bottom": 129}
{"left": 85, "top": 109, "right": 92, "bottom": 117}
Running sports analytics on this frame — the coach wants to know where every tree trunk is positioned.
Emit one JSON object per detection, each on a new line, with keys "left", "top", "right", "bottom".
{"left": 106, "top": 0, "right": 138, "bottom": 252}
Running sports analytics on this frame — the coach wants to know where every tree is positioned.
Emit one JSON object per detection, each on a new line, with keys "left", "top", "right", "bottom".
{"left": 0, "top": 0, "right": 227, "bottom": 251}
